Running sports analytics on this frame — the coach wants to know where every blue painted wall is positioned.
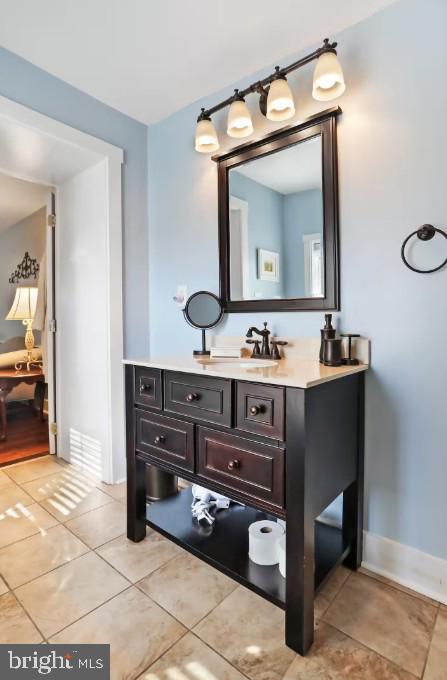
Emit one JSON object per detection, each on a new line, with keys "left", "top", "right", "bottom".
{"left": 229, "top": 171, "right": 284, "bottom": 299}
{"left": 283, "top": 189, "right": 323, "bottom": 298}
{"left": 0, "top": 47, "right": 149, "bottom": 356}
{"left": 148, "top": 0, "right": 447, "bottom": 561}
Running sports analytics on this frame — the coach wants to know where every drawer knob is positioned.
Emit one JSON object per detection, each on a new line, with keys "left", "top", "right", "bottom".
{"left": 154, "top": 435, "right": 165, "bottom": 445}
{"left": 249, "top": 405, "right": 262, "bottom": 416}
{"left": 186, "top": 392, "right": 198, "bottom": 403}
{"left": 140, "top": 383, "right": 151, "bottom": 392}
{"left": 227, "top": 459, "right": 240, "bottom": 471}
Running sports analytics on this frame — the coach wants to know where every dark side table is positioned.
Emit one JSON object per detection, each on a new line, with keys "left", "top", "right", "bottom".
{"left": 0, "top": 368, "right": 45, "bottom": 442}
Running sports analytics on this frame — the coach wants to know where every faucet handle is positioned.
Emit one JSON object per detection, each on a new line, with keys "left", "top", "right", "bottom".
{"left": 246, "top": 339, "right": 261, "bottom": 356}
{"left": 270, "top": 340, "right": 288, "bottom": 360}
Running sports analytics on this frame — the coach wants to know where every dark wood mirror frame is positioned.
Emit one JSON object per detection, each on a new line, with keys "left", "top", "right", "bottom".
{"left": 214, "top": 106, "right": 341, "bottom": 313}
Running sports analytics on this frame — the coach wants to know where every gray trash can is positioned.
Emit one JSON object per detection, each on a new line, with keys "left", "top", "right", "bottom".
{"left": 145, "top": 464, "right": 178, "bottom": 502}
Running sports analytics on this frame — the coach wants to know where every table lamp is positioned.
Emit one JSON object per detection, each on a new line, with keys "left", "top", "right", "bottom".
{"left": 5, "top": 286, "right": 42, "bottom": 371}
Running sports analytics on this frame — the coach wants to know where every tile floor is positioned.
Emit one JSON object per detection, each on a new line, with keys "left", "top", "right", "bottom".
{"left": 0, "top": 455, "right": 445, "bottom": 679}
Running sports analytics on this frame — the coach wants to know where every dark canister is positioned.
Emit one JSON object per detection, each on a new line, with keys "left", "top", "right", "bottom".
{"left": 323, "top": 338, "right": 343, "bottom": 366}
{"left": 319, "top": 314, "right": 335, "bottom": 363}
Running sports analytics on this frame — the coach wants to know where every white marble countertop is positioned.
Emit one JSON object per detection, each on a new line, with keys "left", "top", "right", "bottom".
{"left": 123, "top": 355, "right": 368, "bottom": 389}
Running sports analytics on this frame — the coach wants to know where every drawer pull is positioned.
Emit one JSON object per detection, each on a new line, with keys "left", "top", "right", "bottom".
{"left": 186, "top": 392, "right": 199, "bottom": 403}
{"left": 140, "top": 383, "right": 151, "bottom": 392}
{"left": 227, "top": 459, "right": 240, "bottom": 471}
{"left": 154, "top": 435, "right": 166, "bottom": 445}
{"left": 249, "top": 405, "right": 262, "bottom": 416}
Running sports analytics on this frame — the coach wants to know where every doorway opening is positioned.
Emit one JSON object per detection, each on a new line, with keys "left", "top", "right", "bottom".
{"left": 0, "top": 96, "right": 125, "bottom": 484}
{"left": 0, "top": 173, "right": 50, "bottom": 465}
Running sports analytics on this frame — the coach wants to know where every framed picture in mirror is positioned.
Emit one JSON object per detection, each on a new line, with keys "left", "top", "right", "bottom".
{"left": 214, "top": 107, "right": 340, "bottom": 312}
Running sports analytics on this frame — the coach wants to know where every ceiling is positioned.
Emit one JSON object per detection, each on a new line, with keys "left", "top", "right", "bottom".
{"left": 0, "top": 173, "right": 49, "bottom": 232}
{"left": 0, "top": 0, "right": 395, "bottom": 125}
{"left": 234, "top": 136, "right": 321, "bottom": 194}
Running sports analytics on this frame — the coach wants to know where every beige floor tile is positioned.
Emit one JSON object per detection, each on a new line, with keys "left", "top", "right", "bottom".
{"left": 0, "top": 502, "right": 58, "bottom": 549}
{"left": 22, "top": 470, "right": 114, "bottom": 522}
{"left": 140, "top": 632, "right": 246, "bottom": 680}
{"left": 50, "top": 587, "right": 186, "bottom": 680}
{"left": 194, "top": 586, "right": 295, "bottom": 680}
{"left": 359, "top": 566, "right": 440, "bottom": 607}
{"left": 324, "top": 571, "right": 437, "bottom": 677}
{"left": 5, "top": 455, "right": 63, "bottom": 484}
{"left": 0, "top": 576, "right": 8, "bottom": 595}
{"left": 0, "top": 483, "right": 35, "bottom": 513}
{"left": 0, "top": 524, "right": 89, "bottom": 588}
{"left": 97, "top": 530, "right": 181, "bottom": 582}
{"left": 101, "top": 481, "right": 126, "bottom": 500}
{"left": 424, "top": 609, "right": 447, "bottom": 680}
{"left": 282, "top": 621, "right": 415, "bottom": 680}
{"left": 65, "top": 500, "right": 125, "bottom": 548}
{"left": 14, "top": 551, "right": 128, "bottom": 637}
{"left": 0, "top": 592, "right": 42, "bottom": 643}
{"left": 138, "top": 552, "right": 237, "bottom": 628}
{"left": 0, "top": 470, "right": 14, "bottom": 488}
{"left": 314, "top": 566, "right": 351, "bottom": 619}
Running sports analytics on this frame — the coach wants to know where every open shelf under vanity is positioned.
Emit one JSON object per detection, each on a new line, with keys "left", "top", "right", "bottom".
{"left": 146, "top": 488, "right": 352, "bottom": 609}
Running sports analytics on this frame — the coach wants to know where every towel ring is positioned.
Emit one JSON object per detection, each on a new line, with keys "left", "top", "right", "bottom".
{"left": 401, "top": 224, "right": 447, "bottom": 274}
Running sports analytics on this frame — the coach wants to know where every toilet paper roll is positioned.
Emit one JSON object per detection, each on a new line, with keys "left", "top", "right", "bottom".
{"left": 248, "top": 520, "right": 284, "bottom": 565}
{"left": 277, "top": 534, "right": 286, "bottom": 578}
{"left": 277, "top": 519, "right": 286, "bottom": 531}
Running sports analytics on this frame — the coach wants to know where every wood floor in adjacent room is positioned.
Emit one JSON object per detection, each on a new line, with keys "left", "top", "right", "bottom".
{"left": 0, "top": 403, "right": 49, "bottom": 466}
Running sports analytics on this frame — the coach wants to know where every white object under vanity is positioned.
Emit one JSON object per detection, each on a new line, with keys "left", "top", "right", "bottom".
{"left": 124, "top": 354, "right": 367, "bottom": 655}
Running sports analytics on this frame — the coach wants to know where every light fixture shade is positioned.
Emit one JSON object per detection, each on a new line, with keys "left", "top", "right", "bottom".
{"left": 227, "top": 99, "right": 253, "bottom": 138}
{"left": 266, "top": 77, "right": 295, "bottom": 121}
{"left": 5, "top": 286, "right": 38, "bottom": 321}
{"left": 195, "top": 118, "right": 219, "bottom": 153}
{"left": 312, "top": 51, "right": 345, "bottom": 101}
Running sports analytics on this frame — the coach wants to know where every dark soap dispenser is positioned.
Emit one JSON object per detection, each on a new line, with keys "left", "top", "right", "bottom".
{"left": 319, "top": 314, "right": 335, "bottom": 363}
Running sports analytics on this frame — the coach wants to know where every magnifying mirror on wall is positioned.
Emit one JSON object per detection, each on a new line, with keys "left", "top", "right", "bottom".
{"left": 183, "top": 291, "right": 224, "bottom": 356}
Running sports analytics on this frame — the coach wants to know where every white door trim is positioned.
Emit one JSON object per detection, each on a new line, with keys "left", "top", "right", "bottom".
{"left": 0, "top": 95, "right": 125, "bottom": 483}
{"left": 0, "top": 96, "right": 123, "bottom": 164}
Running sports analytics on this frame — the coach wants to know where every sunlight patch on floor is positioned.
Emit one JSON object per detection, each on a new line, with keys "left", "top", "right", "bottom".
{"left": 144, "top": 662, "right": 220, "bottom": 680}
{"left": 0, "top": 502, "right": 47, "bottom": 536}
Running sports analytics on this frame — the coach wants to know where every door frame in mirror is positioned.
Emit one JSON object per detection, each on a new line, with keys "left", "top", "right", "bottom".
{"left": 214, "top": 106, "right": 341, "bottom": 312}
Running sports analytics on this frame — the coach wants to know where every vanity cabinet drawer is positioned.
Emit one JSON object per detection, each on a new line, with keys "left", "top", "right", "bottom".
{"left": 197, "top": 427, "right": 284, "bottom": 509}
{"left": 134, "top": 367, "right": 162, "bottom": 410}
{"left": 236, "top": 382, "right": 285, "bottom": 441}
{"left": 135, "top": 409, "right": 194, "bottom": 473}
{"left": 164, "top": 371, "right": 232, "bottom": 427}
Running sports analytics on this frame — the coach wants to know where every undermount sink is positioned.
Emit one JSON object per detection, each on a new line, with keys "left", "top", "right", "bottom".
{"left": 198, "top": 358, "right": 278, "bottom": 369}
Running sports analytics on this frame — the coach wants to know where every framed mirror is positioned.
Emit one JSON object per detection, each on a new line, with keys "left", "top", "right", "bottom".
{"left": 215, "top": 107, "right": 340, "bottom": 312}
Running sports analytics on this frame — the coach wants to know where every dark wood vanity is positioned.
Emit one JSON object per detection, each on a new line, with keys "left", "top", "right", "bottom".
{"left": 126, "top": 359, "right": 366, "bottom": 655}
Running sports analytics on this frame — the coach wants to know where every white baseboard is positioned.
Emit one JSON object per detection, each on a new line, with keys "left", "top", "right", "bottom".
{"left": 363, "top": 531, "right": 447, "bottom": 605}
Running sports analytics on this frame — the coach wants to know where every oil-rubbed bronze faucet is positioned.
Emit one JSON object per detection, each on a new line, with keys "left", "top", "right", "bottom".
{"left": 246, "top": 322, "right": 288, "bottom": 359}
{"left": 246, "top": 322, "right": 271, "bottom": 356}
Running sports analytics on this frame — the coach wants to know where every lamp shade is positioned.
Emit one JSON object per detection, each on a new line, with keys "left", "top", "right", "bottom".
{"left": 227, "top": 98, "right": 253, "bottom": 138}
{"left": 266, "top": 77, "right": 295, "bottom": 121}
{"left": 312, "top": 51, "right": 345, "bottom": 101}
{"left": 195, "top": 118, "right": 219, "bottom": 153}
{"left": 6, "top": 286, "right": 38, "bottom": 321}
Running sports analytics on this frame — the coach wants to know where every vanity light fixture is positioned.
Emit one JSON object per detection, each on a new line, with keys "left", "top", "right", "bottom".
{"left": 195, "top": 110, "right": 219, "bottom": 153}
{"left": 227, "top": 90, "right": 253, "bottom": 138}
{"left": 195, "top": 38, "right": 345, "bottom": 153}
{"left": 266, "top": 68, "right": 295, "bottom": 121}
{"left": 312, "top": 50, "right": 345, "bottom": 101}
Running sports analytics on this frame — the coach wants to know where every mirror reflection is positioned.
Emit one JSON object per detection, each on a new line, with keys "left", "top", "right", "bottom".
{"left": 228, "top": 135, "right": 324, "bottom": 301}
